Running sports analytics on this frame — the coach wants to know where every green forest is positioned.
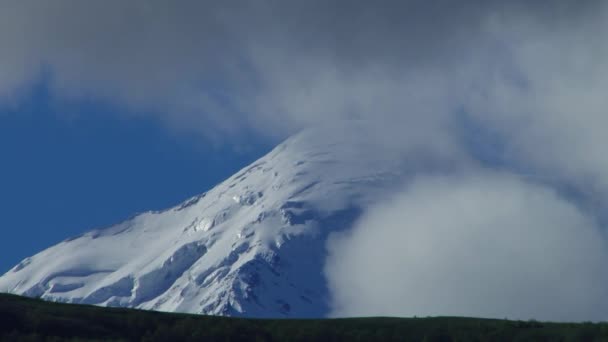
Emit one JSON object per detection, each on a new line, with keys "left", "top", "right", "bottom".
{"left": 1, "top": 293, "right": 606, "bottom": 341}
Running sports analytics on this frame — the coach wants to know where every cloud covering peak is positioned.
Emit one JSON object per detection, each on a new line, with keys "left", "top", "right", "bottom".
{"left": 1, "top": 1, "right": 603, "bottom": 138}
{"left": 3, "top": 0, "right": 608, "bottom": 320}
{"left": 4, "top": 1, "right": 608, "bottom": 192}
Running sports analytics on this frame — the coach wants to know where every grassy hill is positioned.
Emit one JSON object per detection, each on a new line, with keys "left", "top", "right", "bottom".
{"left": 0, "top": 293, "right": 606, "bottom": 341}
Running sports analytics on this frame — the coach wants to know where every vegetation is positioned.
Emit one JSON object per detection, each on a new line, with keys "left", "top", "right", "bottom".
{"left": 1, "top": 293, "right": 607, "bottom": 341}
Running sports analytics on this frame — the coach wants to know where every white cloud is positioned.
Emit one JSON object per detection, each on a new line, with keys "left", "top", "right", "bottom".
{"left": 326, "top": 172, "right": 608, "bottom": 321}
{"left": 466, "top": 3, "right": 608, "bottom": 187}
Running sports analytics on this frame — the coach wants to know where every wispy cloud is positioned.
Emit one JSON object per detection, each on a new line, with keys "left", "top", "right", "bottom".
{"left": 1, "top": 1, "right": 600, "bottom": 140}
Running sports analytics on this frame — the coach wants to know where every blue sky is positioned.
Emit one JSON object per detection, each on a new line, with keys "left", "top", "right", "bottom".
{"left": 0, "top": 83, "right": 270, "bottom": 273}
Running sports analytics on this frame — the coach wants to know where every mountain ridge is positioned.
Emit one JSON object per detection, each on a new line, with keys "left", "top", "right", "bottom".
{"left": 0, "top": 122, "right": 461, "bottom": 318}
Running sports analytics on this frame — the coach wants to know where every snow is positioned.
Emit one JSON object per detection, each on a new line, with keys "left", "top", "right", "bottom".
{"left": 0, "top": 122, "right": 442, "bottom": 317}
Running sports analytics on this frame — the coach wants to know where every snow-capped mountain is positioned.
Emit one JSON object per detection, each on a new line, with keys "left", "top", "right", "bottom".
{"left": 0, "top": 122, "right": 459, "bottom": 317}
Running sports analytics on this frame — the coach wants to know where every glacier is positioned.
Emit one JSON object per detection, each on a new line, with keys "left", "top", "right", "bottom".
{"left": 0, "top": 122, "right": 461, "bottom": 317}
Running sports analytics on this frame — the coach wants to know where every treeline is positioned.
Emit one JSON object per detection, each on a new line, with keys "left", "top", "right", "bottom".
{"left": 1, "top": 294, "right": 606, "bottom": 341}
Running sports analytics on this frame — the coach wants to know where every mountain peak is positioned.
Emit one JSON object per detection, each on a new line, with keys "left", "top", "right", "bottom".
{"left": 0, "top": 122, "right": 435, "bottom": 317}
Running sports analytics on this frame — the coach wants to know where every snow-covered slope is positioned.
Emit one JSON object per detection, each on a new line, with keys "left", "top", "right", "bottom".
{"left": 0, "top": 122, "right": 459, "bottom": 317}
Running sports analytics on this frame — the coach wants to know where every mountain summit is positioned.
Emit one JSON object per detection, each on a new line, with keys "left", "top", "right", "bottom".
{"left": 0, "top": 122, "right": 454, "bottom": 317}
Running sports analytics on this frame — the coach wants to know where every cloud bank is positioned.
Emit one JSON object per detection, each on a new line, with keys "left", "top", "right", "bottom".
{"left": 326, "top": 172, "right": 608, "bottom": 321}
{"left": 0, "top": 1, "right": 603, "bottom": 140}
{"left": 3, "top": 1, "right": 608, "bottom": 192}
{"left": 3, "top": 1, "right": 608, "bottom": 320}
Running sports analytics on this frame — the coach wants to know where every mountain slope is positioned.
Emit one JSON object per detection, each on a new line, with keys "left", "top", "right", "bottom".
{"left": 0, "top": 122, "right": 459, "bottom": 318}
